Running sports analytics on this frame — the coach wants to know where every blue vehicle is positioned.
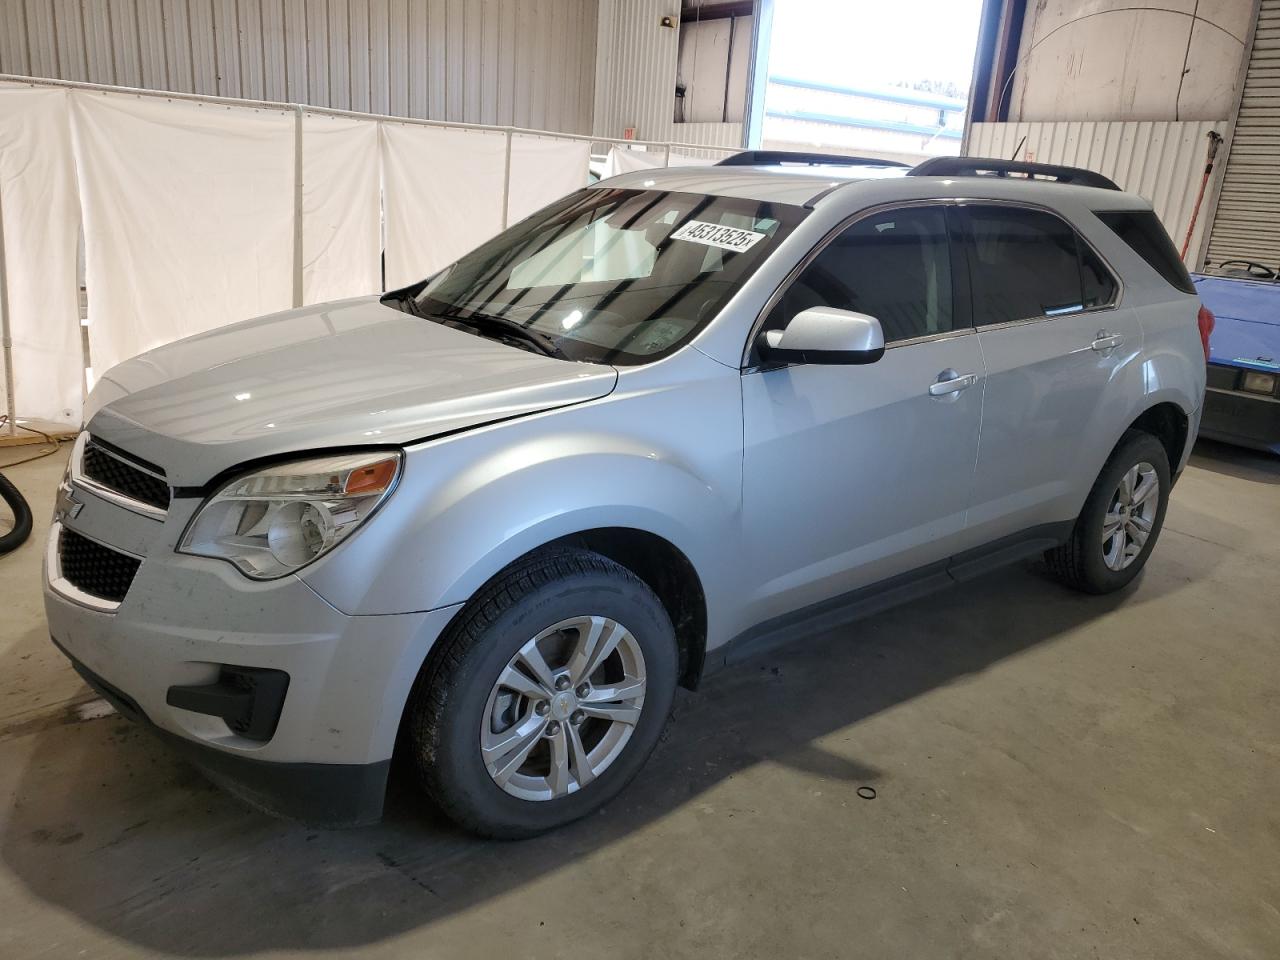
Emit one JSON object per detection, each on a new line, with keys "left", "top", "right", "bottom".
{"left": 1194, "top": 263, "right": 1280, "bottom": 454}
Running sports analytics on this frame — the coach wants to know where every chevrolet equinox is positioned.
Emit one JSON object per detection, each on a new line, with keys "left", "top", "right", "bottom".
{"left": 45, "top": 154, "right": 1210, "bottom": 837}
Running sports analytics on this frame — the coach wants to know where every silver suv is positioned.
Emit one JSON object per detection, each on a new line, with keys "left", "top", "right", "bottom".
{"left": 45, "top": 154, "right": 1208, "bottom": 837}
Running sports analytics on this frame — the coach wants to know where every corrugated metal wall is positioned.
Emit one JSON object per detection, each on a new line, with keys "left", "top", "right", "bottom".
{"left": 0, "top": 0, "right": 598, "bottom": 133}
{"left": 671, "top": 120, "right": 742, "bottom": 148}
{"left": 968, "top": 119, "right": 1228, "bottom": 264}
{"left": 592, "top": 0, "right": 743, "bottom": 147}
{"left": 1206, "top": 0, "right": 1279, "bottom": 269}
{"left": 592, "top": 0, "right": 678, "bottom": 139}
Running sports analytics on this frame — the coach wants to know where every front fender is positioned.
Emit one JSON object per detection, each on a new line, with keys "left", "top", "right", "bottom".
{"left": 411, "top": 437, "right": 734, "bottom": 611}
{"left": 300, "top": 355, "right": 744, "bottom": 639}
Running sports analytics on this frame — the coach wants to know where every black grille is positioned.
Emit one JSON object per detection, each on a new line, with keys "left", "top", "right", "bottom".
{"left": 58, "top": 528, "right": 142, "bottom": 603}
{"left": 82, "top": 441, "right": 170, "bottom": 511}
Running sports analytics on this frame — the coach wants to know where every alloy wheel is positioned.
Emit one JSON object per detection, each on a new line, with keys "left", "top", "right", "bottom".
{"left": 1101, "top": 461, "right": 1159, "bottom": 571}
{"left": 480, "top": 616, "right": 647, "bottom": 801}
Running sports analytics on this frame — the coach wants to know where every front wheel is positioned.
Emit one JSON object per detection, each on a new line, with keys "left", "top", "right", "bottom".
{"left": 1045, "top": 430, "right": 1172, "bottom": 594}
{"left": 405, "top": 548, "right": 677, "bottom": 838}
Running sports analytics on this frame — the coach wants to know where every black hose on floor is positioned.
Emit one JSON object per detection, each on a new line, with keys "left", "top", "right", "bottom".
{"left": 0, "top": 472, "right": 33, "bottom": 555}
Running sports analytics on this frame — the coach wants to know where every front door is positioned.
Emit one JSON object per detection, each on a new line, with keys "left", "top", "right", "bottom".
{"left": 739, "top": 204, "right": 985, "bottom": 628}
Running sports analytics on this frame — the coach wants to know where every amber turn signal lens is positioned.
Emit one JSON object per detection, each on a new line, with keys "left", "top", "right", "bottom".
{"left": 344, "top": 457, "right": 399, "bottom": 496}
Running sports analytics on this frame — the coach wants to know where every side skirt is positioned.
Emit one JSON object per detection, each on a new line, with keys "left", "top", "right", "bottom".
{"left": 704, "top": 521, "right": 1073, "bottom": 676}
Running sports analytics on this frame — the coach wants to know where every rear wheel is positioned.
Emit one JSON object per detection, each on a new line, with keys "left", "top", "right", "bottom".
{"left": 1045, "top": 430, "right": 1171, "bottom": 594}
{"left": 406, "top": 548, "right": 677, "bottom": 838}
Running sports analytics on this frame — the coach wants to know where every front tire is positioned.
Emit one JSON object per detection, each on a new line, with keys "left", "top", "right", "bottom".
{"left": 1045, "top": 430, "right": 1171, "bottom": 594}
{"left": 406, "top": 548, "right": 677, "bottom": 838}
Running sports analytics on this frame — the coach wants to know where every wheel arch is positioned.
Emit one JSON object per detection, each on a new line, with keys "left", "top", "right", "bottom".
{"left": 548, "top": 528, "right": 709, "bottom": 690}
{"left": 416, "top": 526, "right": 710, "bottom": 698}
{"left": 1123, "top": 400, "right": 1191, "bottom": 474}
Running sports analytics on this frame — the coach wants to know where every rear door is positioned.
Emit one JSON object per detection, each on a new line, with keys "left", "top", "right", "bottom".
{"left": 956, "top": 203, "right": 1143, "bottom": 543}
{"left": 739, "top": 203, "right": 986, "bottom": 625}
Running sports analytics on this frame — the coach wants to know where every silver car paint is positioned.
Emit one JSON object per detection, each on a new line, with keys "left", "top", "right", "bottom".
{"left": 45, "top": 166, "right": 1206, "bottom": 774}
{"left": 763, "top": 306, "right": 886, "bottom": 355}
{"left": 741, "top": 330, "right": 986, "bottom": 626}
{"left": 300, "top": 343, "right": 745, "bottom": 625}
{"left": 86, "top": 296, "right": 618, "bottom": 486}
{"left": 45, "top": 477, "right": 462, "bottom": 765}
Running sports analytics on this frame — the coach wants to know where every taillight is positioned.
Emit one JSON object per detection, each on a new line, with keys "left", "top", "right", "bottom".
{"left": 1197, "top": 304, "right": 1215, "bottom": 362}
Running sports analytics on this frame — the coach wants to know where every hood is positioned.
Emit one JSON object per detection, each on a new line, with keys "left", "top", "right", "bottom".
{"left": 1193, "top": 275, "right": 1280, "bottom": 372}
{"left": 86, "top": 296, "right": 618, "bottom": 485}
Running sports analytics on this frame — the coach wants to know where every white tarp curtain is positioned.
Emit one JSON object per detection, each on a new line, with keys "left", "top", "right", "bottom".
{"left": 603, "top": 146, "right": 666, "bottom": 177}
{"left": 71, "top": 92, "right": 297, "bottom": 377}
{"left": 602, "top": 146, "right": 719, "bottom": 179}
{"left": 506, "top": 134, "right": 591, "bottom": 225}
{"left": 0, "top": 84, "right": 640, "bottom": 421}
{"left": 301, "top": 112, "right": 381, "bottom": 304}
{"left": 381, "top": 122, "right": 508, "bottom": 289}
{"left": 0, "top": 84, "right": 81, "bottom": 424}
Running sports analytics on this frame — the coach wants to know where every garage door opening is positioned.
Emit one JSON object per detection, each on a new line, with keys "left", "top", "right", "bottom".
{"left": 751, "top": 0, "right": 985, "bottom": 164}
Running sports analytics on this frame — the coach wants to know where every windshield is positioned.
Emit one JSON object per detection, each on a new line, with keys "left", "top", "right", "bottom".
{"left": 407, "top": 188, "right": 807, "bottom": 365}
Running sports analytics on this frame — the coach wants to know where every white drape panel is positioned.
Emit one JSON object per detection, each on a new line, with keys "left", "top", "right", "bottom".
{"left": 506, "top": 135, "right": 590, "bottom": 225}
{"left": 71, "top": 92, "right": 296, "bottom": 377}
{"left": 301, "top": 112, "right": 381, "bottom": 304}
{"left": 603, "top": 146, "right": 666, "bottom": 177}
{"left": 602, "top": 146, "right": 720, "bottom": 180}
{"left": 2, "top": 79, "right": 733, "bottom": 420}
{"left": 381, "top": 122, "right": 507, "bottom": 289}
{"left": 0, "top": 84, "right": 81, "bottom": 424}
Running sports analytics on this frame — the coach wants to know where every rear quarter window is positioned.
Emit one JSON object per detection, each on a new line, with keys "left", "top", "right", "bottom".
{"left": 1093, "top": 209, "right": 1195, "bottom": 295}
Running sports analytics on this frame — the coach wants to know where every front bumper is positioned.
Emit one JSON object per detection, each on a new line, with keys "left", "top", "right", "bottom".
{"left": 53, "top": 638, "right": 393, "bottom": 825}
{"left": 1200, "top": 386, "right": 1280, "bottom": 454}
{"left": 44, "top": 463, "right": 461, "bottom": 825}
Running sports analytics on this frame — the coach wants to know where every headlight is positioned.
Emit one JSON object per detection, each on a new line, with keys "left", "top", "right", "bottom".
{"left": 178, "top": 451, "right": 402, "bottom": 579}
{"left": 1241, "top": 370, "right": 1277, "bottom": 396}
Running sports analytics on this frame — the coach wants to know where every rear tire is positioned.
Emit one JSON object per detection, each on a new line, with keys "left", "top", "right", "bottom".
{"left": 406, "top": 548, "right": 677, "bottom": 839}
{"left": 1045, "top": 430, "right": 1171, "bottom": 594}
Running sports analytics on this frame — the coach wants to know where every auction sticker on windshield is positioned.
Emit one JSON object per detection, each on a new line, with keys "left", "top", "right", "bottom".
{"left": 669, "top": 220, "right": 766, "bottom": 253}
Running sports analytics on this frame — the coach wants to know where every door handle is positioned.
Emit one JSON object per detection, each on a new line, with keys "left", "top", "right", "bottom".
{"left": 928, "top": 371, "right": 978, "bottom": 397}
{"left": 1091, "top": 331, "right": 1124, "bottom": 353}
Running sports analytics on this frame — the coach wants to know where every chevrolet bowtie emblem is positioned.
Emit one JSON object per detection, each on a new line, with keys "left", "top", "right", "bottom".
{"left": 54, "top": 481, "right": 83, "bottom": 523}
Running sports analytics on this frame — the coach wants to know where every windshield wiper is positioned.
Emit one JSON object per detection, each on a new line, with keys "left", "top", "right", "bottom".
{"left": 433, "top": 309, "right": 568, "bottom": 360}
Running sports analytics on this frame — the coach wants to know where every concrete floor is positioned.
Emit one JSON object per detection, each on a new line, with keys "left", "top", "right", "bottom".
{"left": 1, "top": 439, "right": 1277, "bottom": 959}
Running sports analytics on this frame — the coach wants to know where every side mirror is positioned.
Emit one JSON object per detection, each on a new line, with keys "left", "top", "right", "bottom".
{"left": 756, "top": 306, "right": 886, "bottom": 365}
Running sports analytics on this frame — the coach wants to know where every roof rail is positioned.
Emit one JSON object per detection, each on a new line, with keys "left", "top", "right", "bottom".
{"left": 717, "top": 150, "right": 910, "bottom": 169}
{"left": 908, "top": 156, "right": 1121, "bottom": 191}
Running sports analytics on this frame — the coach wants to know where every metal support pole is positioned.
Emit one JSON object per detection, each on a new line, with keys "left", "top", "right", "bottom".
{"left": 664, "top": 144, "right": 672, "bottom": 167}
{"left": 0, "top": 181, "right": 17, "bottom": 435}
{"left": 501, "top": 129, "right": 513, "bottom": 228}
{"left": 291, "top": 105, "right": 304, "bottom": 308}
{"left": 743, "top": 0, "right": 774, "bottom": 149}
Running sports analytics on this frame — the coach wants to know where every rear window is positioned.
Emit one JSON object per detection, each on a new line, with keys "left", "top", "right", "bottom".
{"left": 1094, "top": 209, "right": 1195, "bottom": 294}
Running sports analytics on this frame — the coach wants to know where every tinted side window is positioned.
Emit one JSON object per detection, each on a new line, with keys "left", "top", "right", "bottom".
{"left": 766, "top": 206, "right": 953, "bottom": 344}
{"left": 1081, "top": 244, "right": 1118, "bottom": 307}
{"left": 962, "top": 206, "right": 1090, "bottom": 324}
{"left": 1094, "top": 208, "right": 1195, "bottom": 294}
